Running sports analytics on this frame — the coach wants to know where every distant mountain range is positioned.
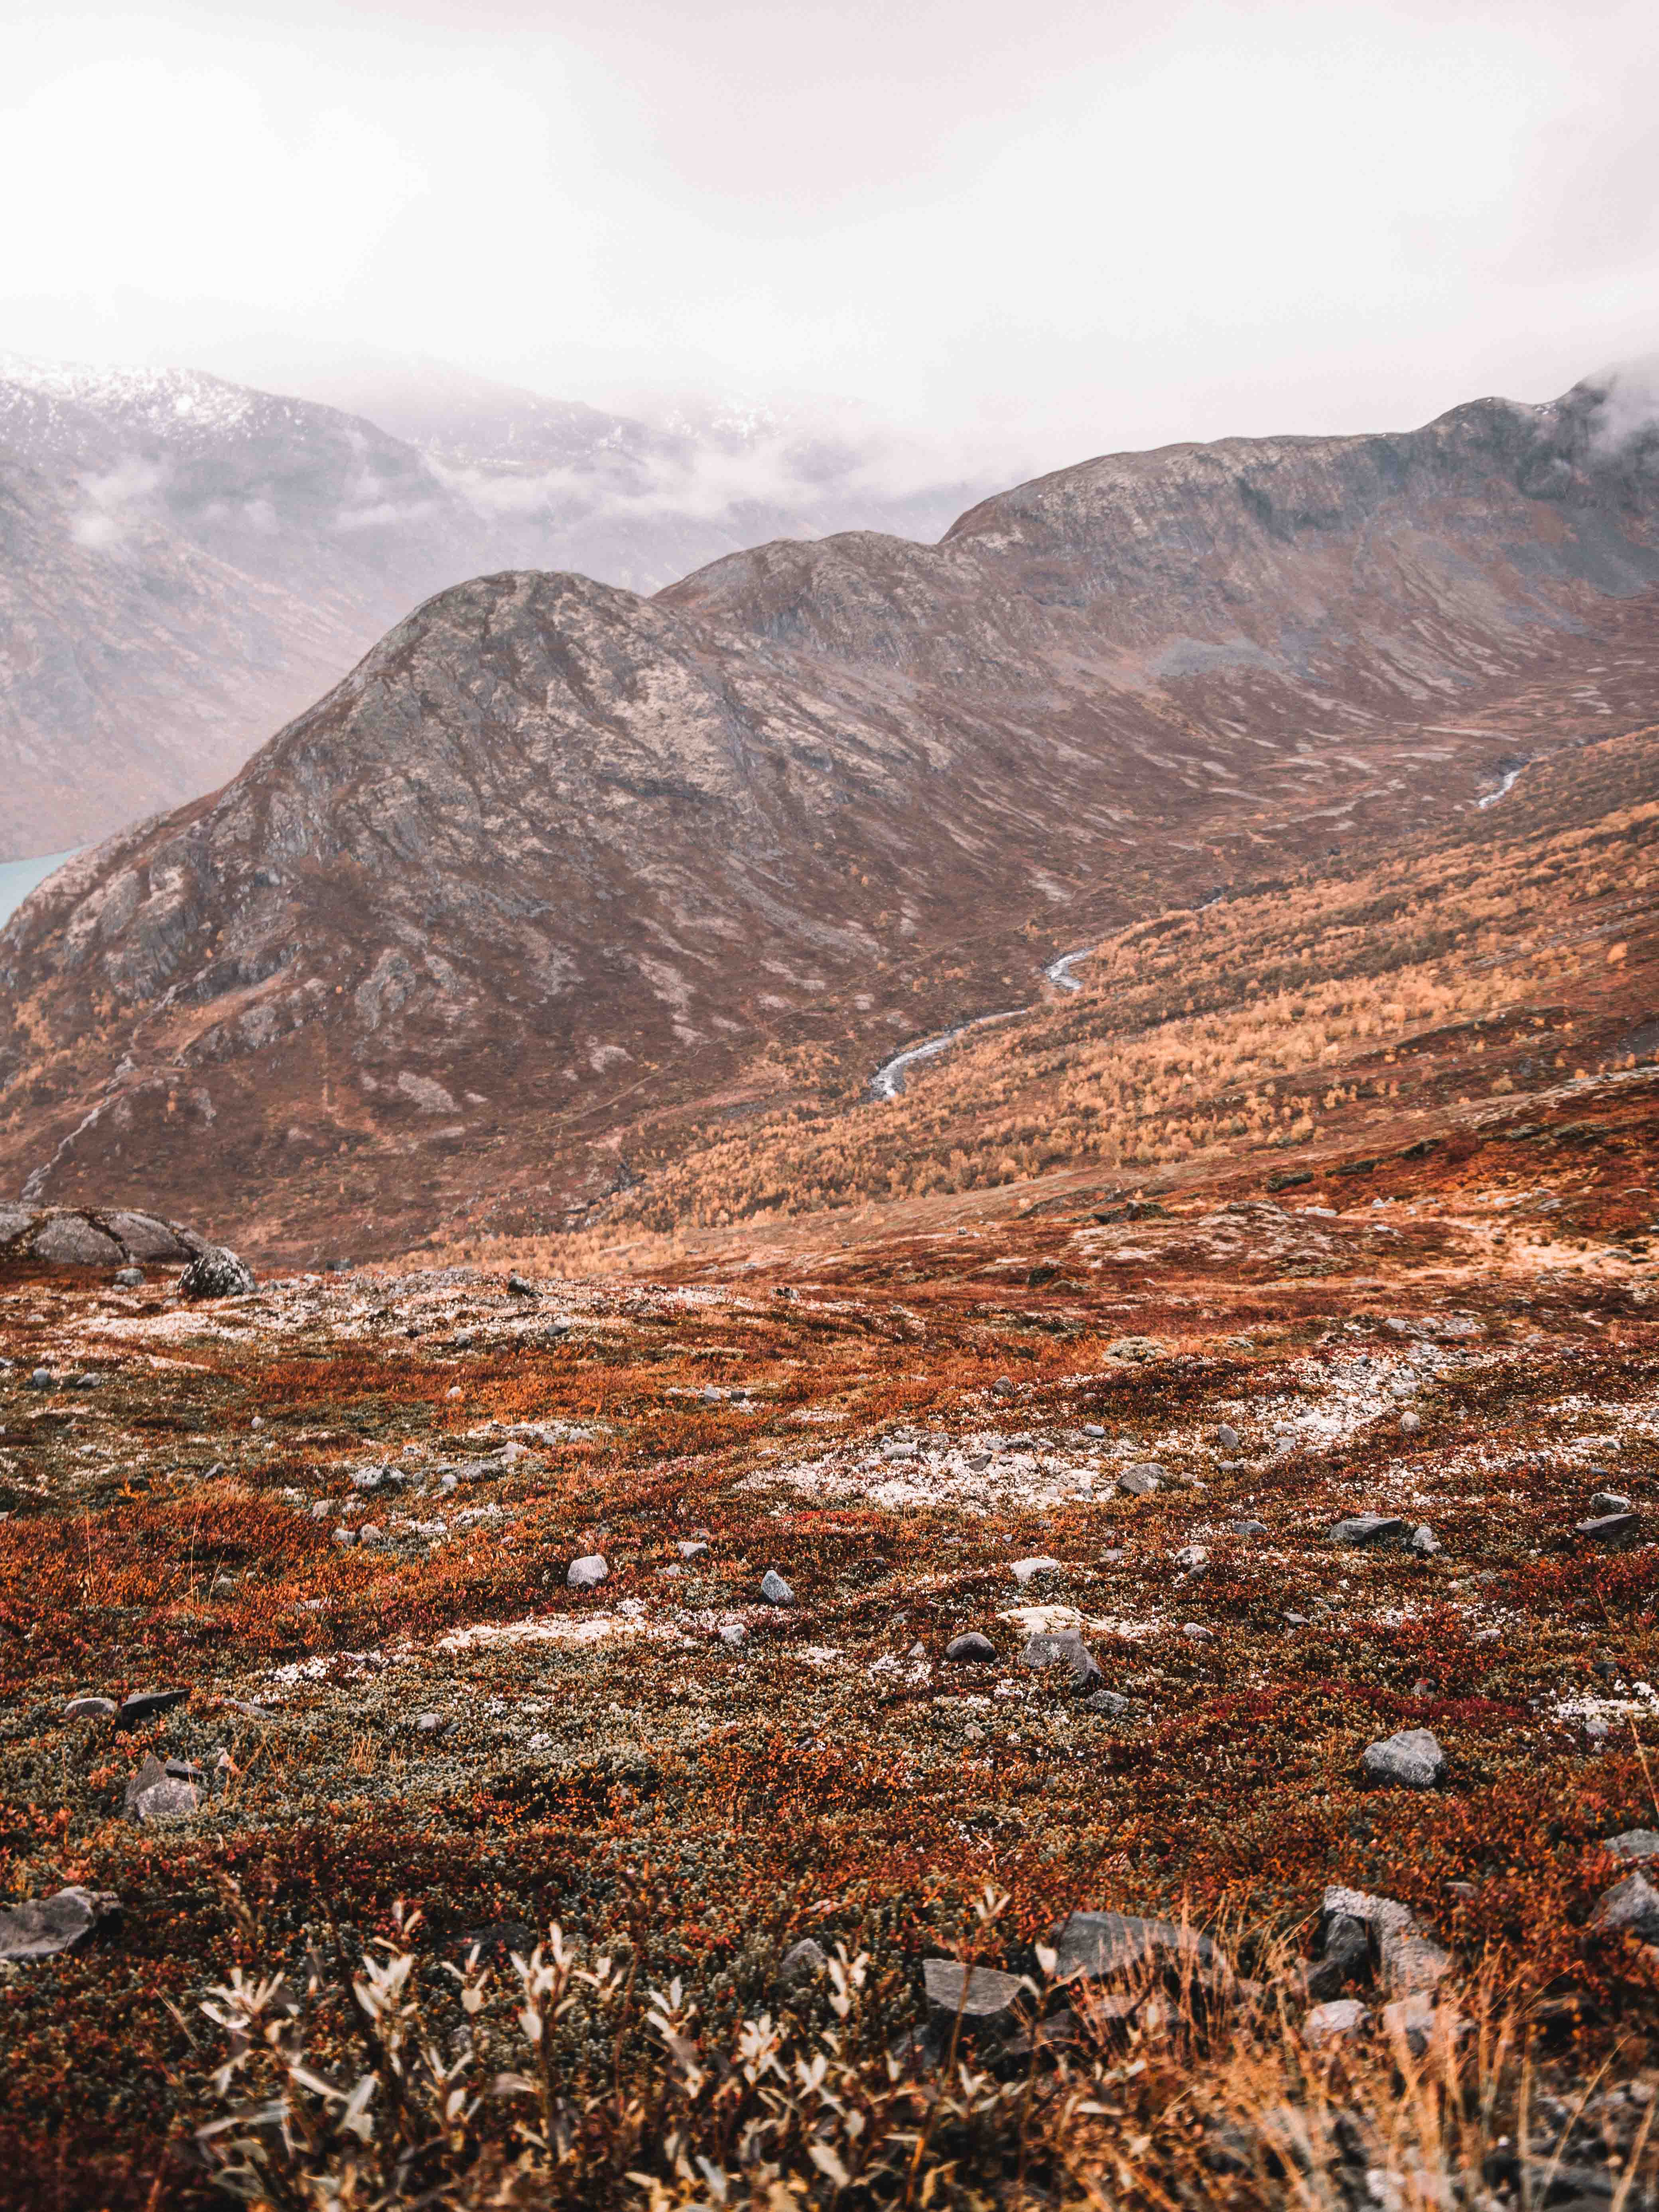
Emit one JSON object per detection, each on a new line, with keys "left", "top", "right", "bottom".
{"left": 0, "top": 352, "right": 997, "bottom": 854}
{"left": 2, "top": 370, "right": 1657, "bottom": 1260}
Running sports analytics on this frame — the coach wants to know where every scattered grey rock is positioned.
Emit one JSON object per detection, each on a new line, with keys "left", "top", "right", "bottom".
{"left": 179, "top": 1246, "right": 256, "bottom": 1300}
{"left": 922, "top": 1958, "right": 1025, "bottom": 2022}
{"left": 945, "top": 1632, "right": 997, "bottom": 1663}
{"left": 1304, "top": 1998, "right": 1370, "bottom": 2043}
{"left": 114, "top": 1267, "right": 143, "bottom": 1287}
{"left": 718, "top": 1621, "right": 748, "bottom": 1648}
{"left": 567, "top": 1555, "right": 609, "bottom": 1590}
{"left": 0, "top": 1887, "right": 120, "bottom": 1963}
{"left": 113, "top": 1689, "right": 188, "bottom": 1732}
{"left": 1576, "top": 1513, "right": 1641, "bottom": 1547}
{"left": 1400, "top": 1410, "right": 1421, "bottom": 1434}
{"left": 1120, "top": 1466, "right": 1161, "bottom": 1497}
{"left": 883, "top": 1440, "right": 919, "bottom": 1461}
{"left": 778, "top": 1937, "right": 827, "bottom": 1988}
{"left": 1216, "top": 1423, "right": 1240, "bottom": 1452}
{"left": 1082, "top": 1423, "right": 1106, "bottom": 1438}
{"left": 1021, "top": 1630, "right": 1101, "bottom": 1688}
{"left": 1381, "top": 1992, "right": 1460, "bottom": 2056}
{"left": 124, "top": 1752, "right": 201, "bottom": 1823}
{"left": 1053, "top": 1909, "right": 1222, "bottom": 1983}
{"left": 1604, "top": 1829, "right": 1659, "bottom": 1863}
{"left": 1009, "top": 1555, "right": 1061, "bottom": 1587}
{"left": 64, "top": 1695, "right": 116, "bottom": 1720}
{"left": 1411, "top": 1525, "right": 1442, "bottom": 1557}
{"left": 415, "top": 1712, "right": 445, "bottom": 1735}
{"left": 1231, "top": 1519, "right": 1268, "bottom": 1538}
{"left": 1361, "top": 1728, "right": 1445, "bottom": 1789}
{"left": 760, "top": 1568, "right": 796, "bottom": 1606}
{"left": 1588, "top": 1871, "right": 1659, "bottom": 1942}
{"left": 1590, "top": 1491, "right": 1632, "bottom": 1515}
{"left": 991, "top": 1375, "right": 1015, "bottom": 1396}
{"left": 677, "top": 1540, "right": 709, "bottom": 1560}
{"left": 506, "top": 1272, "right": 538, "bottom": 1298}
{"left": 333, "top": 1526, "right": 357, "bottom": 1547}
{"left": 1173, "top": 1543, "right": 1209, "bottom": 1573}
{"left": 1330, "top": 1514, "right": 1410, "bottom": 1548}
{"left": 1182, "top": 1623, "right": 1215, "bottom": 1642}
{"left": 1083, "top": 1688, "right": 1135, "bottom": 1718}
{"left": 26, "top": 1368, "right": 51, "bottom": 1390}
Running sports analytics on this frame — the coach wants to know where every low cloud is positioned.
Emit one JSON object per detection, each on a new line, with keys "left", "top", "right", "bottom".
{"left": 69, "top": 457, "right": 165, "bottom": 552}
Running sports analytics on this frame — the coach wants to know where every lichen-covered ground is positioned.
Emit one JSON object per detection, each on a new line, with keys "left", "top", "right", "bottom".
{"left": 1, "top": 1071, "right": 1657, "bottom": 2206}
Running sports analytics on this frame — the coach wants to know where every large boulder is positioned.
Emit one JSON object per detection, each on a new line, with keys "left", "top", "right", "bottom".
{"left": 0, "top": 1206, "right": 206, "bottom": 1270}
{"left": 178, "top": 1245, "right": 256, "bottom": 1299}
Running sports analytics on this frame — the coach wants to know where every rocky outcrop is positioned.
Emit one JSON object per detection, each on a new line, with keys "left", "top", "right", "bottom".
{"left": 0, "top": 1206, "right": 204, "bottom": 1269}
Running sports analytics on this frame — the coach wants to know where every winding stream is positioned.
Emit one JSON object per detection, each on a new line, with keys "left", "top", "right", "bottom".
{"left": 869, "top": 943, "right": 1101, "bottom": 1099}
{"left": 1477, "top": 761, "right": 1529, "bottom": 810}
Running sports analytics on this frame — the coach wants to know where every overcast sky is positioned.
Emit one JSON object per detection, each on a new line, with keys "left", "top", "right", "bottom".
{"left": 6, "top": 0, "right": 1659, "bottom": 470}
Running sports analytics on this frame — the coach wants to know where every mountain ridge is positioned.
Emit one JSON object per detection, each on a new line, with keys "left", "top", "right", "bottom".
{"left": 3, "top": 371, "right": 1658, "bottom": 1259}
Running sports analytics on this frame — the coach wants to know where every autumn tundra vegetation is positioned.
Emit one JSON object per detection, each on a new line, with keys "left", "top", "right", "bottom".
{"left": 0, "top": 725, "right": 1655, "bottom": 2210}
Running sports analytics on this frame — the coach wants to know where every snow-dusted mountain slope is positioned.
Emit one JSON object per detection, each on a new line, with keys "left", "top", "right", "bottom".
{"left": 0, "top": 354, "right": 998, "bottom": 855}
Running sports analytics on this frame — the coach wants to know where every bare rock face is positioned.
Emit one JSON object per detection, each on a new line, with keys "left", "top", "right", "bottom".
{"left": 0, "top": 1206, "right": 204, "bottom": 1269}
{"left": 4, "top": 374, "right": 1659, "bottom": 1259}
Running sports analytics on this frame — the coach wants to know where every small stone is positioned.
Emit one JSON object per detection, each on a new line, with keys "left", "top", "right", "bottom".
{"left": 1083, "top": 1688, "right": 1134, "bottom": 1717}
{"left": 178, "top": 1246, "right": 256, "bottom": 1300}
{"left": 1411, "top": 1525, "right": 1442, "bottom": 1557}
{"left": 1381, "top": 1992, "right": 1448, "bottom": 2057}
{"left": 358, "top": 1524, "right": 383, "bottom": 1546}
{"left": 945, "top": 1632, "right": 997, "bottom": 1663}
{"left": 1182, "top": 1623, "right": 1214, "bottom": 1642}
{"left": 1588, "top": 1871, "right": 1659, "bottom": 1942}
{"left": 1009, "top": 1555, "right": 1061, "bottom": 1586}
{"left": 0, "top": 1887, "right": 120, "bottom": 1962}
{"left": 718, "top": 1621, "right": 748, "bottom": 1648}
{"left": 506, "top": 1272, "right": 538, "bottom": 1298}
{"left": 1053, "top": 1909, "right": 1221, "bottom": 1982}
{"left": 1021, "top": 1630, "right": 1101, "bottom": 1688}
{"left": 1401, "top": 1410, "right": 1421, "bottom": 1434}
{"left": 1082, "top": 1422, "right": 1106, "bottom": 1438}
{"left": 1362, "top": 1727, "right": 1445, "bottom": 1789}
{"left": 26, "top": 1368, "right": 51, "bottom": 1390}
{"left": 677, "top": 1540, "right": 709, "bottom": 1559}
{"left": 1231, "top": 1519, "right": 1268, "bottom": 1538}
{"left": 112, "top": 1689, "right": 188, "bottom": 1732}
{"left": 1329, "top": 1515, "right": 1410, "bottom": 1548}
{"left": 567, "top": 1554, "right": 609, "bottom": 1590}
{"left": 1120, "top": 1466, "right": 1161, "bottom": 1497}
{"left": 1590, "top": 1491, "right": 1632, "bottom": 1515}
{"left": 1576, "top": 1513, "right": 1641, "bottom": 1546}
{"left": 991, "top": 1375, "right": 1015, "bottom": 1396}
{"left": 778, "top": 1938, "right": 827, "bottom": 1987}
{"left": 1173, "top": 1544, "right": 1209, "bottom": 1573}
{"left": 1216, "top": 1423, "right": 1240, "bottom": 1452}
{"left": 64, "top": 1696, "right": 117, "bottom": 1720}
{"left": 1304, "top": 1998, "right": 1370, "bottom": 2043}
{"left": 114, "top": 1267, "right": 143, "bottom": 1287}
{"left": 333, "top": 1526, "right": 357, "bottom": 1547}
{"left": 922, "top": 1958, "right": 1025, "bottom": 2022}
{"left": 1604, "top": 1830, "right": 1659, "bottom": 1863}
{"left": 125, "top": 1754, "right": 201, "bottom": 1824}
{"left": 761, "top": 1568, "right": 795, "bottom": 1605}
{"left": 415, "top": 1712, "right": 444, "bottom": 1735}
